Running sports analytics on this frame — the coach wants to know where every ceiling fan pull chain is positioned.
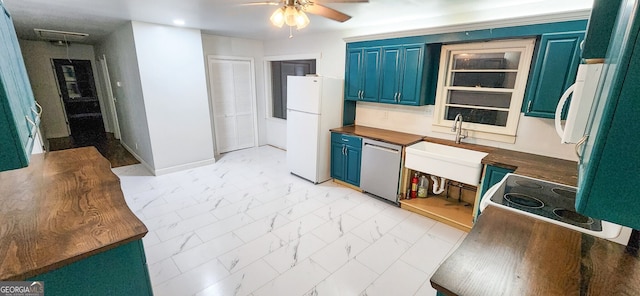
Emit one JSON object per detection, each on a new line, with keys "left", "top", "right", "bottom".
{"left": 289, "top": 26, "right": 293, "bottom": 38}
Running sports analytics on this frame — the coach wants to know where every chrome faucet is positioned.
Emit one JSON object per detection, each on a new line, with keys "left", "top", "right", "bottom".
{"left": 451, "top": 114, "right": 468, "bottom": 144}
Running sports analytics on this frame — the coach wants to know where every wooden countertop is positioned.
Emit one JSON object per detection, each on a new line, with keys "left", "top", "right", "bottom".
{"left": 0, "top": 147, "right": 148, "bottom": 281}
{"left": 330, "top": 125, "right": 424, "bottom": 146}
{"left": 423, "top": 137, "right": 578, "bottom": 186}
{"left": 430, "top": 206, "right": 640, "bottom": 296}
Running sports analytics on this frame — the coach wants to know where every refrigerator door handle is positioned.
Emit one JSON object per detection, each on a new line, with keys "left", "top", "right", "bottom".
{"left": 554, "top": 83, "right": 576, "bottom": 139}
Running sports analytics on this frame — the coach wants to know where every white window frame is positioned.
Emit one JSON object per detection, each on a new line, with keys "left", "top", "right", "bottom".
{"left": 432, "top": 39, "right": 536, "bottom": 143}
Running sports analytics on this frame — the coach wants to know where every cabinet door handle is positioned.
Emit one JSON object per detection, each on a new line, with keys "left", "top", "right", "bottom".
{"left": 397, "top": 92, "right": 401, "bottom": 102}
{"left": 34, "top": 101, "right": 43, "bottom": 117}
{"left": 575, "top": 135, "right": 588, "bottom": 158}
{"left": 343, "top": 145, "right": 347, "bottom": 155}
{"left": 526, "top": 101, "right": 533, "bottom": 113}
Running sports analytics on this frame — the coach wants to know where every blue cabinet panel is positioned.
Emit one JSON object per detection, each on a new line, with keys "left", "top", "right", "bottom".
{"left": 379, "top": 46, "right": 401, "bottom": 104}
{"left": 330, "top": 132, "right": 362, "bottom": 187}
{"left": 398, "top": 44, "right": 425, "bottom": 105}
{"left": 477, "top": 165, "right": 514, "bottom": 218}
{"left": 345, "top": 48, "right": 363, "bottom": 101}
{"left": 524, "top": 31, "right": 584, "bottom": 118}
{"left": 362, "top": 48, "right": 381, "bottom": 102}
{"left": 28, "top": 240, "right": 153, "bottom": 296}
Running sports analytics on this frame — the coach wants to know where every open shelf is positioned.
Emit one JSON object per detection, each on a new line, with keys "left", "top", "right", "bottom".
{"left": 400, "top": 195, "right": 474, "bottom": 232}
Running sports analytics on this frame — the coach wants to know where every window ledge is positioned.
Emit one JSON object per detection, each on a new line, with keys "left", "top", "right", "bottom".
{"left": 431, "top": 124, "right": 516, "bottom": 143}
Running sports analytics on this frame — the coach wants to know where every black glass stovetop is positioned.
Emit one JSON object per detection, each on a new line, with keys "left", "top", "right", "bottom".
{"left": 489, "top": 174, "right": 602, "bottom": 231}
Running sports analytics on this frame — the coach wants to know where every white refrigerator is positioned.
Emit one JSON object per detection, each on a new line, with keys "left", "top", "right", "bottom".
{"left": 286, "top": 76, "right": 343, "bottom": 184}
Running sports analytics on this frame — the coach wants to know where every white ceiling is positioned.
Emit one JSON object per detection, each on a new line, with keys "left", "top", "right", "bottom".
{"left": 3, "top": 0, "right": 594, "bottom": 44}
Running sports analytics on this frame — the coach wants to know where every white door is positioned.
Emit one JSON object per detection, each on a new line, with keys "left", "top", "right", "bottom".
{"left": 208, "top": 58, "right": 257, "bottom": 153}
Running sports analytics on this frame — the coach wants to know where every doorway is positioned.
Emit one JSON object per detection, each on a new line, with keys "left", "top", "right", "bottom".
{"left": 208, "top": 56, "right": 258, "bottom": 154}
{"left": 52, "top": 59, "right": 105, "bottom": 146}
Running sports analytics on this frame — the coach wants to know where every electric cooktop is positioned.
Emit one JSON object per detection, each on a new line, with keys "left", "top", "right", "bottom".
{"left": 480, "top": 173, "right": 622, "bottom": 239}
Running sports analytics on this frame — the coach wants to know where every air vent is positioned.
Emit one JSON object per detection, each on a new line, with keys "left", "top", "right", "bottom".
{"left": 33, "top": 28, "right": 89, "bottom": 42}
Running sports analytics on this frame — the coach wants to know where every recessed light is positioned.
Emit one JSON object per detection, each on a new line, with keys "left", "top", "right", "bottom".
{"left": 173, "top": 19, "right": 185, "bottom": 26}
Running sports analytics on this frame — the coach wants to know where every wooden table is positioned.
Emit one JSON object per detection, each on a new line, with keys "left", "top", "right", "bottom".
{"left": 430, "top": 206, "right": 640, "bottom": 296}
{"left": 0, "top": 147, "right": 152, "bottom": 295}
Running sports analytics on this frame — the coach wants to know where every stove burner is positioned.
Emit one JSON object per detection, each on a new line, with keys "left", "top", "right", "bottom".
{"left": 503, "top": 193, "right": 544, "bottom": 209}
{"left": 515, "top": 180, "right": 543, "bottom": 189}
{"left": 552, "top": 188, "right": 577, "bottom": 199}
{"left": 553, "top": 208, "right": 594, "bottom": 225}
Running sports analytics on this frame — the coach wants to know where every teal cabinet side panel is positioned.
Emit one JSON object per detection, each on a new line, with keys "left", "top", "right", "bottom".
{"left": 379, "top": 46, "right": 401, "bottom": 104}
{"left": 524, "top": 31, "right": 584, "bottom": 118}
{"left": 582, "top": 0, "right": 623, "bottom": 59}
{"left": 345, "top": 145, "right": 362, "bottom": 186}
{"left": 398, "top": 44, "right": 425, "bottom": 105}
{"left": 330, "top": 140, "right": 345, "bottom": 181}
{"left": 28, "top": 240, "right": 153, "bottom": 296}
{"left": 345, "top": 48, "right": 363, "bottom": 101}
{"left": 362, "top": 47, "right": 381, "bottom": 102}
{"left": 342, "top": 100, "right": 356, "bottom": 126}
{"left": 423, "top": 44, "right": 442, "bottom": 105}
{"left": 477, "top": 165, "right": 514, "bottom": 217}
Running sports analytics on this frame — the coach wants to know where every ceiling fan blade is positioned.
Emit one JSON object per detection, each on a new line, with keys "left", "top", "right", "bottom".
{"left": 240, "top": 1, "right": 282, "bottom": 6}
{"left": 304, "top": 3, "right": 352, "bottom": 22}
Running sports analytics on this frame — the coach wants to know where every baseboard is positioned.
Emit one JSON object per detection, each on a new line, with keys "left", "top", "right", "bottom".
{"left": 119, "top": 141, "right": 155, "bottom": 174}
{"left": 153, "top": 158, "right": 216, "bottom": 176}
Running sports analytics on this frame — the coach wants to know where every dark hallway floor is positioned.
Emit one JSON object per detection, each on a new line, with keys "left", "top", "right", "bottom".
{"left": 48, "top": 133, "right": 140, "bottom": 168}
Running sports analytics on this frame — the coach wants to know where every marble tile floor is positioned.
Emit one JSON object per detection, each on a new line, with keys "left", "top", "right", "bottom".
{"left": 112, "top": 145, "right": 467, "bottom": 296}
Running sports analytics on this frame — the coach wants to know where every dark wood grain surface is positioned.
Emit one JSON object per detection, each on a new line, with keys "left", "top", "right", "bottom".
{"left": 423, "top": 136, "right": 578, "bottom": 186}
{"left": 0, "top": 147, "right": 148, "bottom": 280}
{"left": 330, "top": 125, "right": 424, "bottom": 146}
{"left": 431, "top": 206, "right": 640, "bottom": 296}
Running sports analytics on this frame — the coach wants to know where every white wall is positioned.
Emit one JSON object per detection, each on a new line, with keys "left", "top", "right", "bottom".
{"left": 200, "top": 34, "right": 267, "bottom": 148}
{"left": 18, "top": 40, "right": 111, "bottom": 139}
{"left": 131, "top": 21, "right": 215, "bottom": 174}
{"left": 94, "top": 22, "right": 156, "bottom": 169}
{"left": 262, "top": 15, "right": 584, "bottom": 161}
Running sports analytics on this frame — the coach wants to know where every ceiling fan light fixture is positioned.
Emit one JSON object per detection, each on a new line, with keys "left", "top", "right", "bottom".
{"left": 270, "top": 7, "right": 286, "bottom": 27}
{"left": 283, "top": 6, "right": 299, "bottom": 27}
{"left": 295, "top": 10, "right": 310, "bottom": 29}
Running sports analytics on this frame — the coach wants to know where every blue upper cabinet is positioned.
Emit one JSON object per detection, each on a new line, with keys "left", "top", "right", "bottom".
{"left": 523, "top": 31, "right": 584, "bottom": 118}
{"left": 345, "top": 46, "right": 381, "bottom": 102}
{"left": 576, "top": 0, "right": 640, "bottom": 230}
{"left": 0, "top": 3, "right": 38, "bottom": 172}
{"left": 346, "top": 41, "right": 434, "bottom": 106}
{"left": 380, "top": 43, "right": 427, "bottom": 105}
{"left": 582, "top": 0, "right": 623, "bottom": 59}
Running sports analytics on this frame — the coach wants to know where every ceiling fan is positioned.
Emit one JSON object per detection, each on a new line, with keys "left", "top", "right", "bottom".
{"left": 244, "top": 0, "right": 368, "bottom": 31}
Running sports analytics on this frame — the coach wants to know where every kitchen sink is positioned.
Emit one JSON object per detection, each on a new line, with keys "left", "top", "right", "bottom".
{"left": 405, "top": 141, "right": 488, "bottom": 186}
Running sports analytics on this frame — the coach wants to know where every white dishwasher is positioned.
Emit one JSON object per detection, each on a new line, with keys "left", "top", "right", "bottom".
{"left": 360, "top": 138, "right": 402, "bottom": 204}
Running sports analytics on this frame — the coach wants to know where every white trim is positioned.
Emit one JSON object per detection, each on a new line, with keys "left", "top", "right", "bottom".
{"left": 263, "top": 53, "right": 322, "bottom": 119}
{"left": 343, "top": 10, "right": 590, "bottom": 43}
{"left": 153, "top": 158, "right": 216, "bottom": 176}
{"left": 432, "top": 39, "right": 536, "bottom": 143}
{"left": 206, "top": 55, "right": 259, "bottom": 154}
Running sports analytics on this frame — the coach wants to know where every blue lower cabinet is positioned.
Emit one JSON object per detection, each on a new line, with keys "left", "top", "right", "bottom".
{"left": 28, "top": 240, "right": 153, "bottom": 296}
{"left": 330, "top": 132, "right": 362, "bottom": 187}
{"left": 476, "top": 165, "right": 514, "bottom": 218}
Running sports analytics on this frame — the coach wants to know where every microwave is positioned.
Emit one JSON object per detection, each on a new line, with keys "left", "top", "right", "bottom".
{"left": 554, "top": 63, "right": 604, "bottom": 144}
